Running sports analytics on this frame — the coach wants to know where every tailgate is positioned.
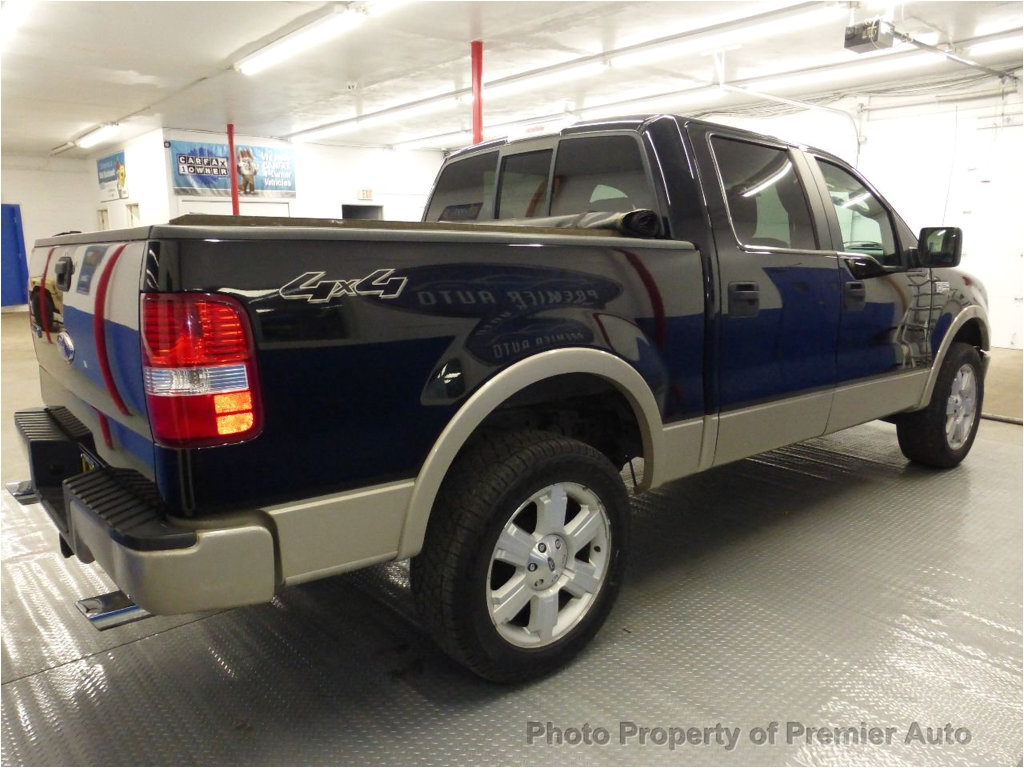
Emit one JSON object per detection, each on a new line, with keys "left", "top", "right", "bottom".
{"left": 28, "top": 239, "right": 153, "bottom": 478}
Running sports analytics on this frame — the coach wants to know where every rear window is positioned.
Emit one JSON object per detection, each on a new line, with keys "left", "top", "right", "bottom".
{"left": 496, "top": 150, "right": 552, "bottom": 218}
{"left": 424, "top": 151, "right": 498, "bottom": 222}
{"left": 424, "top": 133, "right": 657, "bottom": 222}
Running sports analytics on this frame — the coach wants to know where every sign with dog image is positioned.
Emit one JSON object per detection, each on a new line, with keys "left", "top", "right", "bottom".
{"left": 170, "top": 140, "right": 295, "bottom": 197}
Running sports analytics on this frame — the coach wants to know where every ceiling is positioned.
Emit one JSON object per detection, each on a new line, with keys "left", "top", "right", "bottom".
{"left": 1, "top": 1, "right": 1021, "bottom": 158}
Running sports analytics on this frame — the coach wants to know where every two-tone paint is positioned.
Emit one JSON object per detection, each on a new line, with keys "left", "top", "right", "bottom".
{"left": 20, "top": 114, "right": 988, "bottom": 615}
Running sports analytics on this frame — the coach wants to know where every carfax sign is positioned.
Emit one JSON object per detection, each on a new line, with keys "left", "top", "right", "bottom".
{"left": 170, "top": 140, "right": 296, "bottom": 197}
{"left": 97, "top": 152, "right": 127, "bottom": 201}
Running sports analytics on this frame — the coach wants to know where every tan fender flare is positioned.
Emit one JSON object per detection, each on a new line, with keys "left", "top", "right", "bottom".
{"left": 916, "top": 305, "right": 990, "bottom": 410}
{"left": 396, "top": 348, "right": 664, "bottom": 559}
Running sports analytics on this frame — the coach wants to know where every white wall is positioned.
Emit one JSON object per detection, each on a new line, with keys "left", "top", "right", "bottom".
{"left": 293, "top": 143, "right": 442, "bottom": 221}
{"left": 97, "top": 128, "right": 173, "bottom": 230}
{"left": 1, "top": 132, "right": 442, "bottom": 264}
{"left": 0, "top": 156, "right": 96, "bottom": 249}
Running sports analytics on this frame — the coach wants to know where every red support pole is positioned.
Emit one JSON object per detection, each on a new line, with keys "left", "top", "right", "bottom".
{"left": 227, "top": 123, "right": 240, "bottom": 215}
{"left": 471, "top": 40, "right": 483, "bottom": 144}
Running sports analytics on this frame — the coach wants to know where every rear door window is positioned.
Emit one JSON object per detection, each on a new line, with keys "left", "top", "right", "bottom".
{"left": 549, "top": 135, "right": 656, "bottom": 215}
{"left": 711, "top": 136, "right": 818, "bottom": 251}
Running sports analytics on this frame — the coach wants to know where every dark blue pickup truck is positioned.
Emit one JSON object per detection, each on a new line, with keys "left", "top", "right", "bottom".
{"left": 14, "top": 115, "right": 988, "bottom": 681}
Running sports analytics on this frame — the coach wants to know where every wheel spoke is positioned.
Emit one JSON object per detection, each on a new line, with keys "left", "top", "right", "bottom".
{"left": 535, "top": 484, "right": 568, "bottom": 535}
{"left": 527, "top": 592, "right": 559, "bottom": 642}
{"left": 563, "top": 505, "right": 603, "bottom": 554}
{"left": 563, "top": 560, "right": 602, "bottom": 598}
{"left": 945, "top": 364, "right": 978, "bottom": 450}
{"left": 490, "top": 572, "right": 532, "bottom": 626}
{"left": 494, "top": 524, "right": 535, "bottom": 568}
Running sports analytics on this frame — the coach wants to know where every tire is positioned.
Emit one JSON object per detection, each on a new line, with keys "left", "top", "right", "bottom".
{"left": 411, "top": 430, "right": 629, "bottom": 682}
{"left": 897, "top": 342, "right": 984, "bottom": 468}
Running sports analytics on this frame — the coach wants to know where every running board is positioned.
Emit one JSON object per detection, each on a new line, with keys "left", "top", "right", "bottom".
{"left": 76, "top": 591, "right": 152, "bottom": 630}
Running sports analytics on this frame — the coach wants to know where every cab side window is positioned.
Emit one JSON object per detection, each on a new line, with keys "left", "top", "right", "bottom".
{"left": 816, "top": 159, "right": 900, "bottom": 265}
{"left": 549, "top": 135, "right": 656, "bottom": 216}
{"left": 496, "top": 150, "right": 552, "bottom": 218}
{"left": 711, "top": 136, "right": 817, "bottom": 251}
{"left": 424, "top": 151, "right": 498, "bottom": 222}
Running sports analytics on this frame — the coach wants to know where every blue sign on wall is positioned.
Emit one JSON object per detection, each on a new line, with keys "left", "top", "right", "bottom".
{"left": 97, "top": 152, "right": 128, "bottom": 201}
{"left": 170, "top": 141, "right": 295, "bottom": 197}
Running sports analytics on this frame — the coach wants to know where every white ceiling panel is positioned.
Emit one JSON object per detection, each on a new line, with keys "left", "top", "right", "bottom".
{"left": 1, "top": 0, "right": 1020, "bottom": 157}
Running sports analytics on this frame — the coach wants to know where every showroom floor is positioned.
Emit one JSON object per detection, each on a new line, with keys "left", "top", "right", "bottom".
{"left": 1, "top": 309, "right": 1021, "bottom": 766}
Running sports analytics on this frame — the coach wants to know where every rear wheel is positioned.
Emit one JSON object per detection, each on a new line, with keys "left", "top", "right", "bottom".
{"left": 897, "top": 342, "right": 984, "bottom": 468}
{"left": 411, "top": 430, "right": 629, "bottom": 682}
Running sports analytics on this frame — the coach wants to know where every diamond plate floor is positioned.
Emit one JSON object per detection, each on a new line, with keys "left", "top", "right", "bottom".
{"left": 2, "top": 418, "right": 1020, "bottom": 766}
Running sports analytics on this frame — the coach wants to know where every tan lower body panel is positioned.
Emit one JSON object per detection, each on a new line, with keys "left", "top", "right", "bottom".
{"left": 713, "top": 390, "right": 834, "bottom": 467}
{"left": 826, "top": 370, "right": 929, "bottom": 434}
{"left": 266, "top": 479, "right": 414, "bottom": 586}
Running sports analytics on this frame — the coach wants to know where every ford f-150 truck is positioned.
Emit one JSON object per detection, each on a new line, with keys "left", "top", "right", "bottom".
{"left": 13, "top": 115, "right": 988, "bottom": 682}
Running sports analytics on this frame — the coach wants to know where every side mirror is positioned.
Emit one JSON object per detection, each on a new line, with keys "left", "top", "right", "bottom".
{"left": 918, "top": 227, "right": 962, "bottom": 268}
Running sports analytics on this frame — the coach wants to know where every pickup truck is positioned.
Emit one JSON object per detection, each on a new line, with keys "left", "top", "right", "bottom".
{"left": 14, "top": 114, "right": 988, "bottom": 682}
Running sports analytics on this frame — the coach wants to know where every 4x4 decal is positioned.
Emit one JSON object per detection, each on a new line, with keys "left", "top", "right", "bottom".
{"left": 279, "top": 269, "right": 407, "bottom": 302}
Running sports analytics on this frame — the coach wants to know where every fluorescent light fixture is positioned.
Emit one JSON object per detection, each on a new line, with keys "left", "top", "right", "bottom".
{"left": 749, "top": 52, "right": 936, "bottom": 91}
{"left": 613, "top": 4, "right": 847, "bottom": 68}
{"left": 291, "top": 95, "right": 460, "bottom": 142}
{"left": 363, "top": 0, "right": 406, "bottom": 18}
{"left": 76, "top": 123, "right": 120, "bottom": 149}
{"left": 579, "top": 87, "right": 725, "bottom": 121}
{"left": 396, "top": 130, "right": 475, "bottom": 151}
{"left": 967, "top": 34, "right": 1024, "bottom": 56}
{"left": 235, "top": 8, "right": 365, "bottom": 76}
{"left": 290, "top": 120, "right": 359, "bottom": 143}
{"left": 486, "top": 61, "right": 608, "bottom": 99}
{"left": 1, "top": 0, "right": 31, "bottom": 48}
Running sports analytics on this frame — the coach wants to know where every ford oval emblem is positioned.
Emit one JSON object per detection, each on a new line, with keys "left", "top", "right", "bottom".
{"left": 57, "top": 331, "right": 75, "bottom": 363}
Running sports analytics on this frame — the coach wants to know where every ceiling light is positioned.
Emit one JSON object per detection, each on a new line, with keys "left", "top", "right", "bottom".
{"left": 966, "top": 34, "right": 1024, "bottom": 56}
{"left": 396, "top": 130, "right": 475, "bottom": 151}
{"left": 49, "top": 140, "right": 77, "bottom": 156}
{"left": 0, "top": 0, "right": 31, "bottom": 48}
{"left": 235, "top": 7, "right": 366, "bottom": 76}
{"left": 613, "top": 4, "right": 847, "bottom": 68}
{"left": 75, "top": 123, "right": 120, "bottom": 149}
{"left": 749, "top": 52, "right": 936, "bottom": 91}
{"left": 579, "top": 87, "right": 725, "bottom": 121}
{"left": 486, "top": 61, "right": 608, "bottom": 98}
{"left": 291, "top": 95, "right": 459, "bottom": 142}
{"left": 290, "top": 120, "right": 359, "bottom": 143}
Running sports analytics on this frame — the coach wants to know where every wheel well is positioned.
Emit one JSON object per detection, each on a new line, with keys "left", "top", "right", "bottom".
{"left": 461, "top": 373, "right": 644, "bottom": 469}
{"left": 952, "top": 319, "right": 986, "bottom": 351}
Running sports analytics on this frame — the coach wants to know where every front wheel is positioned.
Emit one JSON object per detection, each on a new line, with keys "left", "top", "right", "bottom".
{"left": 897, "top": 342, "right": 984, "bottom": 468}
{"left": 411, "top": 431, "right": 629, "bottom": 682}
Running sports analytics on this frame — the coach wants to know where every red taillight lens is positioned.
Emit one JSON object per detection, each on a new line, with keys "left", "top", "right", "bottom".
{"left": 142, "top": 293, "right": 262, "bottom": 447}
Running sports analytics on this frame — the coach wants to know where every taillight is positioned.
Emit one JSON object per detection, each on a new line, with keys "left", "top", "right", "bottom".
{"left": 142, "top": 293, "right": 262, "bottom": 447}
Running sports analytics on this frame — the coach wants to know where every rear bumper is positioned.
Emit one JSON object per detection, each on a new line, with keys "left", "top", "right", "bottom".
{"left": 15, "top": 407, "right": 276, "bottom": 614}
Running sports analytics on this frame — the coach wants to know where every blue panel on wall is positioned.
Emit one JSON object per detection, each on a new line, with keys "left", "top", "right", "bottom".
{"left": 1, "top": 204, "right": 29, "bottom": 306}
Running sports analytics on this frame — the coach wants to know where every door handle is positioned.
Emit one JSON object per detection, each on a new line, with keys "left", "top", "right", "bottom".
{"left": 54, "top": 256, "right": 75, "bottom": 292}
{"left": 728, "top": 281, "right": 760, "bottom": 318}
{"left": 843, "top": 281, "right": 866, "bottom": 311}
